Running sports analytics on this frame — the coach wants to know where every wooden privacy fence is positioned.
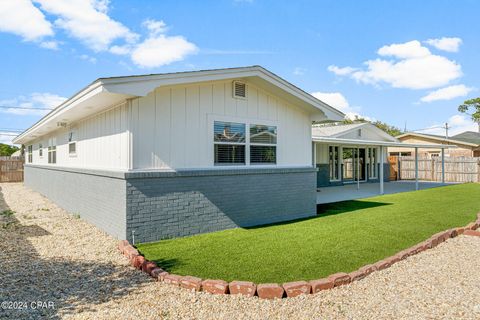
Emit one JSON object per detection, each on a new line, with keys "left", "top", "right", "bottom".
{"left": 398, "top": 156, "right": 480, "bottom": 183}
{"left": 0, "top": 158, "right": 24, "bottom": 182}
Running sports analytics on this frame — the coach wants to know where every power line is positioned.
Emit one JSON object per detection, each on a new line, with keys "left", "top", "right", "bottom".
{"left": 0, "top": 105, "right": 53, "bottom": 110}
{"left": 0, "top": 128, "right": 24, "bottom": 132}
{"left": 0, "top": 133, "right": 19, "bottom": 136}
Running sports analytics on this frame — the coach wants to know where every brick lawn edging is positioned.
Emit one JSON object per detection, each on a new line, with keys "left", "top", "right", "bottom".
{"left": 117, "top": 212, "right": 480, "bottom": 299}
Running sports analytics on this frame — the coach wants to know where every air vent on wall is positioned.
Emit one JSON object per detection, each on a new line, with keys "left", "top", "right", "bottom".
{"left": 233, "top": 81, "right": 247, "bottom": 99}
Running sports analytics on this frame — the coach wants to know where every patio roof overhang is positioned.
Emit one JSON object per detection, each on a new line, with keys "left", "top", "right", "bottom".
{"left": 312, "top": 136, "right": 457, "bottom": 149}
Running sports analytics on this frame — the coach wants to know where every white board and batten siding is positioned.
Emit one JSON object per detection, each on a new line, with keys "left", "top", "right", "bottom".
{"left": 129, "top": 80, "right": 312, "bottom": 170}
{"left": 26, "top": 80, "right": 313, "bottom": 171}
{"left": 27, "top": 102, "right": 130, "bottom": 170}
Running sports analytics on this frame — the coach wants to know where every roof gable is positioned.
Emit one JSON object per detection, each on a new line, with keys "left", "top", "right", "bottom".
{"left": 312, "top": 122, "right": 398, "bottom": 142}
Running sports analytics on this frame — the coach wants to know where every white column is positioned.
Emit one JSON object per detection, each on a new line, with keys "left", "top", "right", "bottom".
{"left": 312, "top": 142, "right": 317, "bottom": 168}
{"left": 415, "top": 147, "right": 419, "bottom": 190}
{"left": 441, "top": 147, "right": 445, "bottom": 184}
{"left": 357, "top": 147, "right": 360, "bottom": 190}
{"left": 379, "top": 145, "right": 384, "bottom": 194}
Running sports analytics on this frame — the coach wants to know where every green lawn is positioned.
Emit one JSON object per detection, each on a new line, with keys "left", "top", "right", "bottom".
{"left": 137, "top": 183, "right": 480, "bottom": 283}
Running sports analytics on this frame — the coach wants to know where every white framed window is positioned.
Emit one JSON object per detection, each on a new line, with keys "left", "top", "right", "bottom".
{"left": 213, "top": 120, "right": 278, "bottom": 166}
{"left": 214, "top": 121, "right": 246, "bottom": 165}
{"left": 368, "top": 147, "right": 377, "bottom": 178}
{"left": 329, "top": 146, "right": 340, "bottom": 181}
{"left": 68, "top": 130, "right": 77, "bottom": 156}
{"left": 250, "top": 124, "right": 277, "bottom": 164}
{"left": 38, "top": 143, "right": 43, "bottom": 158}
{"left": 27, "top": 145, "right": 33, "bottom": 163}
{"left": 48, "top": 137, "right": 56, "bottom": 164}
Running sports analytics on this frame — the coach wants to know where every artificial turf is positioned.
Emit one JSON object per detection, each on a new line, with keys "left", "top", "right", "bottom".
{"left": 137, "top": 183, "right": 480, "bottom": 283}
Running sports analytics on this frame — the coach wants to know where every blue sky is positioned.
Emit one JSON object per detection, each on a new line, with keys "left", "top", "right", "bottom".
{"left": 1, "top": 0, "right": 479, "bottom": 144}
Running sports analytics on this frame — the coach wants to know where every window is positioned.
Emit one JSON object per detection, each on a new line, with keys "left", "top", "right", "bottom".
{"left": 48, "top": 138, "right": 56, "bottom": 164}
{"left": 213, "top": 121, "right": 277, "bottom": 166}
{"left": 250, "top": 124, "right": 277, "bottom": 164}
{"left": 329, "top": 146, "right": 340, "bottom": 180}
{"left": 38, "top": 143, "right": 43, "bottom": 157}
{"left": 68, "top": 131, "right": 76, "bottom": 156}
{"left": 27, "top": 145, "right": 32, "bottom": 163}
{"left": 214, "top": 121, "right": 246, "bottom": 165}
{"left": 368, "top": 147, "right": 377, "bottom": 178}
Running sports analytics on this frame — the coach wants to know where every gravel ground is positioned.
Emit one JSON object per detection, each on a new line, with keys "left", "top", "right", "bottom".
{"left": 1, "top": 182, "right": 480, "bottom": 320}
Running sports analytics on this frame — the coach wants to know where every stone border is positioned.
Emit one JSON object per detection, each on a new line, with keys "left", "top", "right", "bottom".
{"left": 117, "top": 212, "right": 480, "bottom": 299}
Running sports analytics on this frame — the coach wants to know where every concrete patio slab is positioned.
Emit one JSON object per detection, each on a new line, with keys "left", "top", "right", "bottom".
{"left": 316, "top": 180, "right": 456, "bottom": 204}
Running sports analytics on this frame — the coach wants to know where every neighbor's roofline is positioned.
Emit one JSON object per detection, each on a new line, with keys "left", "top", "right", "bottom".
{"left": 396, "top": 132, "right": 479, "bottom": 147}
{"left": 13, "top": 65, "right": 345, "bottom": 144}
{"left": 312, "top": 136, "right": 457, "bottom": 148}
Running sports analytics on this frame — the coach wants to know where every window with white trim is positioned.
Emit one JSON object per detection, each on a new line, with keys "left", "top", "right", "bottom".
{"left": 250, "top": 124, "right": 277, "bottom": 164}
{"left": 368, "top": 147, "right": 377, "bottom": 178}
{"left": 214, "top": 121, "right": 246, "bottom": 165}
{"left": 329, "top": 146, "right": 340, "bottom": 180}
{"left": 213, "top": 121, "right": 278, "bottom": 166}
{"left": 68, "top": 131, "right": 76, "bottom": 156}
{"left": 27, "top": 145, "right": 32, "bottom": 163}
{"left": 48, "top": 138, "right": 56, "bottom": 164}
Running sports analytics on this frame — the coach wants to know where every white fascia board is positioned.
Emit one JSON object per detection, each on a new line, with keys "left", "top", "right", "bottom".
{"left": 312, "top": 136, "right": 457, "bottom": 148}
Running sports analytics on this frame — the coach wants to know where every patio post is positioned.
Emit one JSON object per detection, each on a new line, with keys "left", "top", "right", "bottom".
{"left": 379, "top": 145, "right": 384, "bottom": 194}
{"left": 415, "top": 147, "right": 419, "bottom": 190}
{"left": 357, "top": 147, "right": 360, "bottom": 190}
{"left": 441, "top": 147, "right": 445, "bottom": 184}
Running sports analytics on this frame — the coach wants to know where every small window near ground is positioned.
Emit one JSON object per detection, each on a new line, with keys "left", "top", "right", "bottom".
{"left": 27, "top": 145, "right": 32, "bottom": 163}
{"left": 250, "top": 124, "right": 277, "bottom": 164}
{"left": 214, "top": 121, "right": 246, "bottom": 165}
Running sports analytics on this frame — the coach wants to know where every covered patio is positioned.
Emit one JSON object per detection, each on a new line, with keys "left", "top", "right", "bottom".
{"left": 316, "top": 180, "right": 455, "bottom": 204}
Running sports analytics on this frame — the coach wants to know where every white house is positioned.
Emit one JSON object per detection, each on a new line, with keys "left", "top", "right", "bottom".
{"left": 14, "top": 66, "right": 345, "bottom": 243}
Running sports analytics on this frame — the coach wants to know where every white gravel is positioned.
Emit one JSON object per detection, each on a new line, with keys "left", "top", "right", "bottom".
{"left": 1, "top": 182, "right": 480, "bottom": 320}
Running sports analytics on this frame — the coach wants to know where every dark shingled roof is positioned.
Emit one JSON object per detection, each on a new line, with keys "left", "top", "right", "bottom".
{"left": 451, "top": 131, "right": 480, "bottom": 145}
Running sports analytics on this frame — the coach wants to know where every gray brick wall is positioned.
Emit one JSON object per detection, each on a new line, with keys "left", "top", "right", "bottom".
{"left": 24, "top": 165, "right": 127, "bottom": 240}
{"left": 126, "top": 168, "right": 317, "bottom": 243}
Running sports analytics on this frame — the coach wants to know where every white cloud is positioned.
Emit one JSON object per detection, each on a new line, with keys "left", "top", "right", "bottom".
{"left": 0, "top": 92, "right": 67, "bottom": 116}
{"left": 420, "top": 114, "right": 478, "bottom": 136}
{"left": 377, "top": 40, "right": 431, "bottom": 59}
{"left": 327, "top": 65, "right": 357, "bottom": 76}
{"left": 143, "top": 19, "right": 168, "bottom": 36}
{"left": 34, "top": 0, "right": 139, "bottom": 51}
{"left": 40, "top": 40, "right": 59, "bottom": 50}
{"left": 311, "top": 91, "right": 371, "bottom": 121}
{"left": 425, "top": 37, "right": 462, "bottom": 52}
{"left": 131, "top": 35, "right": 198, "bottom": 68}
{"left": 0, "top": 131, "right": 19, "bottom": 145}
{"left": 293, "top": 67, "right": 306, "bottom": 75}
{"left": 329, "top": 39, "right": 462, "bottom": 90}
{"left": 109, "top": 19, "right": 197, "bottom": 68}
{"left": 79, "top": 54, "right": 97, "bottom": 63}
{"left": 0, "top": 0, "right": 53, "bottom": 41}
{"left": 420, "top": 84, "right": 474, "bottom": 103}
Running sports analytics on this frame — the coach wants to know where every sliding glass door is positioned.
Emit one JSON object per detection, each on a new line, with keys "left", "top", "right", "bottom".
{"left": 342, "top": 148, "right": 366, "bottom": 182}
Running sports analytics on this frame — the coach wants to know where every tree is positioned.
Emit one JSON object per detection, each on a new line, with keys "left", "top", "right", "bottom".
{"left": 0, "top": 143, "right": 19, "bottom": 156}
{"left": 342, "top": 117, "right": 403, "bottom": 137}
{"left": 458, "top": 97, "right": 480, "bottom": 132}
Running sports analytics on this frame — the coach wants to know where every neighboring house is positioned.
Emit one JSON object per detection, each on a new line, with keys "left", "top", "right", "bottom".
{"left": 13, "top": 66, "right": 345, "bottom": 243}
{"left": 391, "top": 132, "right": 480, "bottom": 158}
{"left": 312, "top": 123, "right": 398, "bottom": 187}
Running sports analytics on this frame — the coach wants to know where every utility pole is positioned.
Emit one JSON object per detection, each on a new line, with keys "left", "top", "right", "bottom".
{"left": 445, "top": 122, "right": 449, "bottom": 139}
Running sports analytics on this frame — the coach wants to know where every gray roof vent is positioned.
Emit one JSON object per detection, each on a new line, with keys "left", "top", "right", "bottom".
{"left": 233, "top": 81, "right": 247, "bottom": 99}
